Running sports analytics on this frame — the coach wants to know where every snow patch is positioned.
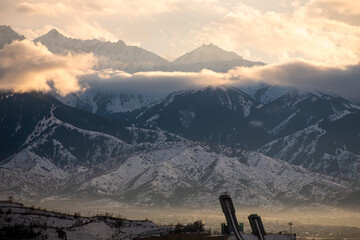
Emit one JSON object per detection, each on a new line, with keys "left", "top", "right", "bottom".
{"left": 329, "top": 110, "right": 351, "bottom": 121}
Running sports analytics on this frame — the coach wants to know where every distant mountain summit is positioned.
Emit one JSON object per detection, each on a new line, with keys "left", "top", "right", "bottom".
{"left": 0, "top": 25, "right": 25, "bottom": 48}
{"left": 36, "top": 28, "right": 74, "bottom": 43}
{"left": 34, "top": 28, "right": 169, "bottom": 73}
{"left": 34, "top": 28, "right": 264, "bottom": 72}
{"left": 168, "top": 43, "right": 264, "bottom": 72}
{"left": 173, "top": 43, "right": 241, "bottom": 64}
{"left": 2, "top": 26, "right": 264, "bottom": 72}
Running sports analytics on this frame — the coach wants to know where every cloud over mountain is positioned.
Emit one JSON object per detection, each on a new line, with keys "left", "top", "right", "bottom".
{"left": 0, "top": 40, "right": 96, "bottom": 95}
{"left": 80, "top": 69, "right": 226, "bottom": 96}
{"left": 1, "top": 39, "right": 359, "bottom": 101}
{"left": 82, "top": 60, "right": 360, "bottom": 101}
{"left": 4, "top": 0, "right": 359, "bottom": 63}
{"left": 228, "top": 60, "right": 360, "bottom": 101}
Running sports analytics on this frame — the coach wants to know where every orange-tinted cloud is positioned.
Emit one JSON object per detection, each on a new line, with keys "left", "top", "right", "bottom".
{"left": 0, "top": 40, "right": 96, "bottom": 96}
{"left": 307, "top": 0, "right": 360, "bottom": 15}
{"left": 1, "top": 40, "right": 359, "bottom": 101}
{"left": 193, "top": 2, "right": 360, "bottom": 66}
{"left": 16, "top": 2, "right": 68, "bottom": 16}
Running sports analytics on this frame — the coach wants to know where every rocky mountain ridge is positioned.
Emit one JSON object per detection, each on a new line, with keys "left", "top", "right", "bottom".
{"left": 0, "top": 92, "right": 359, "bottom": 209}
{"left": 1, "top": 26, "right": 263, "bottom": 73}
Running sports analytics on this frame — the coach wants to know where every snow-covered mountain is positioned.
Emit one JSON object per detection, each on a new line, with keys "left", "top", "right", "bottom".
{"left": 0, "top": 25, "right": 25, "bottom": 48}
{"left": 0, "top": 92, "right": 357, "bottom": 208}
{"left": 259, "top": 110, "right": 360, "bottom": 184}
{"left": 78, "top": 141, "right": 354, "bottom": 208}
{"left": 53, "top": 85, "right": 360, "bottom": 185}
{"left": 240, "top": 83, "right": 294, "bottom": 104}
{"left": 2, "top": 26, "right": 360, "bottom": 210}
{"left": 55, "top": 89, "right": 161, "bottom": 119}
{"left": 134, "top": 86, "right": 360, "bottom": 145}
{"left": 135, "top": 87, "right": 256, "bottom": 144}
{"left": 127, "top": 86, "right": 360, "bottom": 186}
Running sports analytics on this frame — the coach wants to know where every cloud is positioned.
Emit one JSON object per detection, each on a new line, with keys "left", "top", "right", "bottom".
{"left": 192, "top": 1, "right": 360, "bottom": 65}
{"left": 3, "top": 0, "right": 360, "bottom": 64}
{"left": 3, "top": 0, "right": 226, "bottom": 59}
{"left": 80, "top": 69, "right": 227, "bottom": 96}
{"left": 227, "top": 60, "right": 360, "bottom": 101}
{"left": 16, "top": 0, "right": 177, "bottom": 17}
{"left": 0, "top": 40, "right": 96, "bottom": 96}
{"left": 16, "top": 2, "right": 68, "bottom": 16}
{"left": 307, "top": 0, "right": 360, "bottom": 16}
{"left": 1, "top": 42, "right": 359, "bottom": 102}
{"left": 78, "top": 60, "right": 360, "bottom": 101}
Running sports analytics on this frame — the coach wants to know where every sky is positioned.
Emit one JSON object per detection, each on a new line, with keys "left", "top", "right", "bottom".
{"left": 1, "top": 0, "right": 359, "bottom": 64}
{"left": 0, "top": 0, "right": 360, "bottom": 100}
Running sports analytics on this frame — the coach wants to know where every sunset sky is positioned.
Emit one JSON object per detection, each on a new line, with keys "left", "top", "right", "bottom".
{"left": 1, "top": 0, "right": 360, "bottom": 100}
{"left": 1, "top": 0, "right": 359, "bottom": 64}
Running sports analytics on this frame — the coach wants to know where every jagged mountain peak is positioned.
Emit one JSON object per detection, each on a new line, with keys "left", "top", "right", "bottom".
{"left": 173, "top": 43, "right": 242, "bottom": 64}
{"left": 46, "top": 28, "right": 62, "bottom": 36}
{"left": 0, "top": 25, "right": 25, "bottom": 48}
{"left": 116, "top": 39, "right": 126, "bottom": 47}
{"left": 38, "top": 28, "right": 127, "bottom": 47}
{"left": 34, "top": 28, "right": 169, "bottom": 72}
{"left": 0, "top": 25, "right": 15, "bottom": 32}
{"left": 35, "top": 28, "right": 68, "bottom": 41}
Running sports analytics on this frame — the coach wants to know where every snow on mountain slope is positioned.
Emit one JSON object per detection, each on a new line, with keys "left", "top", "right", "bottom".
{"left": 240, "top": 83, "right": 294, "bottom": 104}
{"left": 78, "top": 141, "right": 353, "bottom": 208}
{"left": 34, "top": 29, "right": 169, "bottom": 73}
{"left": 0, "top": 148, "right": 69, "bottom": 200}
{"left": 248, "top": 89, "right": 359, "bottom": 139}
{"left": 0, "top": 92, "right": 359, "bottom": 208}
{"left": 134, "top": 87, "right": 257, "bottom": 145}
{"left": 259, "top": 123, "right": 327, "bottom": 165}
{"left": 140, "top": 86, "right": 255, "bottom": 119}
{"left": 0, "top": 25, "right": 25, "bottom": 48}
{"left": 0, "top": 102, "right": 185, "bottom": 201}
{"left": 55, "top": 89, "right": 162, "bottom": 115}
{"left": 0, "top": 99, "right": 355, "bottom": 208}
{"left": 259, "top": 115, "right": 360, "bottom": 184}
{"left": 0, "top": 109, "right": 128, "bottom": 199}
{"left": 329, "top": 110, "right": 351, "bottom": 121}
{"left": 0, "top": 201, "right": 168, "bottom": 240}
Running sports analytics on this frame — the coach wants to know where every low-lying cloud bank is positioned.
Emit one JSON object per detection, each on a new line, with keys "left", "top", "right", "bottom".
{"left": 82, "top": 60, "right": 360, "bottom": 101}
{"left": 228, "top": 61, "right": 360, "bottom": 101}
{"left": 1, "top": 40, "right": 359, "bottom": 101}
{"left": 0, "top": 40, "right": 96, "bottom": 96}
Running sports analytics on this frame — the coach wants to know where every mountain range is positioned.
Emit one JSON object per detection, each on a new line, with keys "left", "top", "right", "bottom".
{"left": 1, "top": 26, "right": 360, "bottom": 209}
{"left": 1, "top": 25, "right": 263, "bottom": 73}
